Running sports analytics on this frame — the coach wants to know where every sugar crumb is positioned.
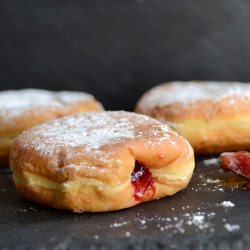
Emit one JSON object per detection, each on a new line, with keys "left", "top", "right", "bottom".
{"left": 219, "top": 201, "right": 235, "bottom": 208}
{"left": 224, "top": 223, "right": 240, "bottom": 232}
{"left": 203, "top": 158, "right": 219, "bottom": 166}
{"left": 110, "top": 221, "right": 128, "bottom": 228}
{"left": 125, "top": 231, "right": 131, "bottom": 237}
{"left": 206, "top": 178, "right": 220, "bottom": 184}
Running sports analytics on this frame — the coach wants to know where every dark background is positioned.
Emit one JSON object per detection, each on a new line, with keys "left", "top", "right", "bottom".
{"left": 1, "top": 0, "right": 250, "bottom": 110}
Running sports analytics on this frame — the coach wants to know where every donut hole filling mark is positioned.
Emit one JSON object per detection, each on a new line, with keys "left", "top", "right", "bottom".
{"left": 131, "top": 161, "right": 156, "bottom": 201}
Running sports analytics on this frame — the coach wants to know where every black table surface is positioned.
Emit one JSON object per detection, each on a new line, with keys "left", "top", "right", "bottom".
{"left": 1, "top": 157, "right": 249, "bottom": 250}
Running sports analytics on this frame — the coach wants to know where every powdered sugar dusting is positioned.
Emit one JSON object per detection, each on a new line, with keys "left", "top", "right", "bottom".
{"left": 224, "top": 223, "right": 240, "bottom": 232}
{"left": 110, "top": 221, "right": 128, "bottom": 228}
{"left": 0, "top": 89, "right": 96, "bottom": 121}
{"left": 219, "top": 201, "right": 235, "bottom": 208}
{"left": 203, "top": 158, "right": 220, "bottom": 166}
{"left": 20, "top": 111, "right": 172, "bottom": 155}
{"left": 139, "top": 81, "right": 250, "bottom": 113}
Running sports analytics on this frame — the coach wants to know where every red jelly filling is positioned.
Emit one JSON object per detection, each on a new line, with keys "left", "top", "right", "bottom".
{"left": 220, "top": 151, "right": 250, "bottom": 189}
{"left": 131, "top": 161, "right": 156, "bottom": 201}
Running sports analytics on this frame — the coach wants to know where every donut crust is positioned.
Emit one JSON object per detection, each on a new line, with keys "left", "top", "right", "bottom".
{"left": 10, "top": 111, "right": 194, "bottom": 212}
{"left": 0, "top": 89, "right": 103, "bottom": 164}
{"left": 135, "top": 81, "right": 250, "bottom": 154}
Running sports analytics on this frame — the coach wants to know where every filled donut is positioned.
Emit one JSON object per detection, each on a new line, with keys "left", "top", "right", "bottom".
{"left": 135, "top": 81, "right": 250, "bottom": 154}
{"left": 10, "top": 111, "right": 194, "bottom": 212}
{"left": 0, "top": 89, "right": 103, "bottom": 164}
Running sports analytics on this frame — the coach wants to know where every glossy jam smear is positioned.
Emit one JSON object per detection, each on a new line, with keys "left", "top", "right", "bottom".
{"left": 131, "top": 161, "right": 156, "bottom": 201}
{"left": 220, "top": 151, "right": 250, "bottom": 189}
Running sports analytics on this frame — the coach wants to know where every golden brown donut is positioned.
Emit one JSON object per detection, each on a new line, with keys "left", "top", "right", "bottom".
{"left": 0, "top": 89, "right": 103, "bottom": 164}
{"left": 135, "top": 81, "right": 250, "bottom": 154}
{"left": 10, "top": 111, "right": 194, "bottom": 212}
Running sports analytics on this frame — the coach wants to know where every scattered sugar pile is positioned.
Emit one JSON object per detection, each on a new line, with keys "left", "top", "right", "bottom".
{"left": 191, "top": 173, "right": 225, "bottom": 193}
{"left": 134, "top": 211, "right": 216, "bottom": 234}
{"left": 219, "top": 201, "right": 235, "bottom": 208}
{"left": 110, "top": 221, "right": 128, "bottom": 228}
{"left": 100, "top": 199, "right": 239, "bottom": 240}
{"left": 203, "top": 158, "right": 220, "bottom": 166}
{"left": 224, "top": 223, "right": 240, "bottom": 232}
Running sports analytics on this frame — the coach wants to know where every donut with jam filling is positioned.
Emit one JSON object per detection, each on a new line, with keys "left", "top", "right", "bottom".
{"left": 10, "top": 111, "right": 194, "bottom": 212}
{"left": 135, "top": 81, "right": 250, "bottom": 154}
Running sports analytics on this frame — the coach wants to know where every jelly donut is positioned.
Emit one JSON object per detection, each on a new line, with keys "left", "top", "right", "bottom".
{"left": 10, "top": 111, "right": 194, "bottom": 212}
{"left": 0, "top": 89, "right": 103, "bottom": 164}
{"left": 135, "top": 81, "right": 250, "bottom": 154}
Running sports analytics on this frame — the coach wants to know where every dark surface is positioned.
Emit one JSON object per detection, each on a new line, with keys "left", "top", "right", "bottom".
{"left": 1, "top": 157, "right": 250, "bottom": 250}
{"left": 1, "top": 0, "right": 250, "bottom": 110}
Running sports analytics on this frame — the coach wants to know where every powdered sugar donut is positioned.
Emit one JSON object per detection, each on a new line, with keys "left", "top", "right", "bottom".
{"left": 0, "top": 89, "right": 103, "bottom": 164}
{"left": 135, "top": 81, "right": 250, "bottom": 154}
{"left": 10, "top": 111, "right": 194, "bottom": 212}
